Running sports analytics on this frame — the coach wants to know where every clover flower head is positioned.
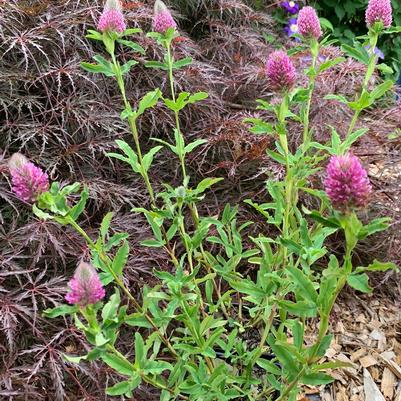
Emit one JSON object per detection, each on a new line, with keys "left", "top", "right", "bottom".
{"left": 98, "top": 0, "right": 126, "bottom": 33}
{"left": 366, "top": 0, "right": 392, "bottom": 28}
{"left": 9, "top": 153, "right": 49, "bottom": 203}
{"left": 153, "top": 0, "right": 177, "bottom": 33}
{"left": 324, "top": 153, "right": 372, "bottom": 211}
{"left": 265, "top": 50, "right": 296, "bottom": 92}
{"left": 65, "top": 262, "right": 106, "bottom": 307}
{"left": 297, "top": 6, "right": 322, "bottom": 39}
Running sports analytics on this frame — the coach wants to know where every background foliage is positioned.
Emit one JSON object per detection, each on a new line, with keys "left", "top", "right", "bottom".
{"left": 313, "top": 0, "right": 401, "bottom": 76}
{"left": 0, "top": 0, "right": 400, "bottom": 400}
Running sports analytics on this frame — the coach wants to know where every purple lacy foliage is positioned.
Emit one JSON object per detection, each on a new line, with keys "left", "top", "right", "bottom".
{"left": 265, "top": 50, "right": 296, "bottom": 92}
{"left": 9, "top": 153, "right": 49, "bottom": 203}
{"left": 297, "top": 6, "right": 322, "bottom": 39}
{"left": 65, "top": 262, "right": 106, "bottom": 307}
{"left": 324, "top": 153, "right": 372, "bottom": 211}
{"left": 366, "top": 0, "right": 392, "bottom": 28}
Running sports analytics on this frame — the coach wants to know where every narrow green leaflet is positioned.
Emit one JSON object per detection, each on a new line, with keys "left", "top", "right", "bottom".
{"left": 112, "top": 241, "right": 129, "bottom": 276}
{"left": 43, "top": 305, "right": 78, "bottom": 318}
{"left": 101, "top": 353, "right": 134, "bottom": 376}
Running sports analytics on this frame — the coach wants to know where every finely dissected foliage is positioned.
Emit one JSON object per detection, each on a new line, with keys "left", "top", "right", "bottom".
{"left": 1, "top": 1, "right": 401, "bottom": 401}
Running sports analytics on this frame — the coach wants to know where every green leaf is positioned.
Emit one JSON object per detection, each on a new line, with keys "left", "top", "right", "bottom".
{"left": 102, "top": 353, "right": 133, "bottom": 376}
{"left": 324, "top": 94, "right": 348, "bottom": 104}
{"left": 144, "top": 60, "right": 169, "bottom": 70}
{"left": 32, "top": 204, "right": 53, "bottom": 221}
{"left": 256, "top": 359, "right": 281, "bottom": 375}
{"left": 347, "top": 273, "right": 372, "bottom": 293}
{"left": 142, "top": 146, "right": 163, "bottom": 172}
{"left": 106, "top": 376, "right": 141, "bottom": 396}
{"left": 125, "top": 313, "right": 153, "bottom": 328}
{"left": 117, "top": 39, "right": 145, "bottom": 54}
{"left": 304, "top": 210, "right": 340, "bottom": 228}
{"left": 355, "top": 260, "right": 398, "bottom": 274}
{"left": 187, "top": 91, "right": 208, "bottom": 104}
{"left": 278, "top": 300, "right": 317, "bottom": 317}
{"left": 100, "top": 212, "right": 113, "bottom": 243}
{"left": 318, "top": 57, "right": 345, "bottom": 73}
{"left": 172, "top": 57, "right": 192, "bottom": 69}
{"left": 43, "top": 305, "right": 78, "bottom": 318}
{"left": 113, "top": 139, "right": 141, "bottom": 173}
{"left": 341, "top": 128, "right": 368, "bottom": 152}
{"left": 106, "top": 380, "right": 133, "bottom": 396}
{"left": 369, "top": 80, "right": 393, "bottom": 101}
{"left": 286, "top": 267, "right": 318, "bottom": 304}
{"left": 86, "top": 29, "right": 103, "bottom": 41}
{"left": 140, "top": 239, "right": 165, "bottom": 247}
{"left": 69, "top": 186, "right": 89, "bottom": 220}
{"left": 313, "top": 334, "right": 333, "bottom": 358}
{"left": 102, "top": 289, "right": 121, "bottom": 323}
{"left": 341, "top": 44, "right": 369, "bottom": 64}
{"left": 184, "top": 139, "right": 207, "bottom": 154}
{"left": 269, "top": 342, "right": 299, "bottom": 377}
{"left": 112, "top": 241, "right": 129, "bottom": 276}
{"left": 123, "top": 28, "right": 142, "bottom": 36}
{"left": 358, "top": 217, "right": 391, "bottom": 239}
{"left": 63, "top": 353, "right": 88, "bottom": 363}
{"left": 143, "top": 360, "right": 173, "bottom": 375}
{"left": 377, "top": 63, "right": 394, "bottom": 74}
{"left": 314, "top": 360, "right": 355, "bottom": 370}
{"left": 120, "top": 60, "right": 138, "bottom": 75}
{"left": 80, "top": 62, "right": 114, "bottom": 76}
{"left": 301, "top": 372, "right": 334, "bottom": 385}
{"left": 95, "top": 332, "right": 109, "bottom": 347}
{"left": 134, "top": 332, "right": 145, "bottom": 368}
{"left": 195, "top": 177, "right": 224, "bottom": 193}
{"left": 137, "top": 89, "right": 162, "bottom": 117}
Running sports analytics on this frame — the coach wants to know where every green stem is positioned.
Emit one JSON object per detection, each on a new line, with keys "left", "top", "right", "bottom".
{"left": 303, "top": 39, "right": 319, "bottom": 147}
{"left": 345, "top": 32, "right": 378, "bottom": 140}
{"left": 111, "top": 54, "right": 156, "bottom": 205}
{"left": 166, "top": 39, "right": 188, "bottom": 182}
{"left": 111, "top": 53, "right": 179, "bottom": 265}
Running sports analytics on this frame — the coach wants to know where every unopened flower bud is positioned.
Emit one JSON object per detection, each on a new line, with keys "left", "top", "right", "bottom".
{"left": 65, "top": 262, "right": 106, "bottom": 307}
{"left": 153, "top": 0, "right": 177, "bottom": 34}
{"left": 9, "top": 153, "right": 49, "bottom": 203}
{"left": 98, "top": 0, "right": 126, "bottom": 34}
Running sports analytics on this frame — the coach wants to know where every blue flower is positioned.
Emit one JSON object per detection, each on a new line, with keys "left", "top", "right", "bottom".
{"left": 284, "top": 18, "right": 300, "bottom": 41}
{"left": 364, "top": 44, "right": 385, "bottom": 60}
{"left": 281, "top": 1, "right": 300, "bottom": 14}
